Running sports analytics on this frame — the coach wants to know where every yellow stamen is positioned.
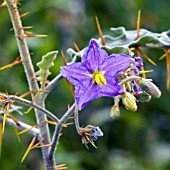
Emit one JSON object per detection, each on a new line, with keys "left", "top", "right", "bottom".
{"left": 93, "top": 69, "right": 106, "bottom": 86}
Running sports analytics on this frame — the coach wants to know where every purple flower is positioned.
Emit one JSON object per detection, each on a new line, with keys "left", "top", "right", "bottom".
{"left": 61, "top": 40, "right": 133, "bottom": 110}
{"left": 134, "top": 56, "right": 143, "bottom": 68}
{"left": 81, "top": 125, "right": 103, "bottom": 146}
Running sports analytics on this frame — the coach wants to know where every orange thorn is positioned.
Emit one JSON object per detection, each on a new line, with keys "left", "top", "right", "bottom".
{"left": 61, "top": 51, "right": 74, "bottom": 97}
{"left": 140, "top": 67, "right": 146, "bottom": 78}
{"left": 32, "top": 143, "right": 52, "bottom": 149}
{"left": 24, "top": 106, "right": 33, "bottom": 114}
{"left": 46, "top": 120, "right": 56, "bottom": 125}
{"left": 95, "top": 16, "right": 106, "bottom": 46}
{"left": 73, "top": 41, "right": 80, "bottom": 52}
{"left": 55, "top": 164, "right": 68, "bottom": 170}
{"left": 8, "top": 113, "right": 20, "bottom": 125}
{"left": 0, "top": 121, "right": 3, "bottom": 156}
{"left": 19, "top": 90, "right": 32, "bottom": 98}
{"left": 24, "top": 89, "right": 42, "bottom": 114}
{"left": 136, "top": 10, "right": 141, "bottom": 40}
{"left": 136, "top": 47, "right": 157, "bottom": 66}
{"left": 165, "top": 49, "right": 170, "bottom": 89}
{"left": 159, "top": 53, "right": 166, "bottom": 60}
{"left": 2, "top": 114, "right": 6, "bottom": 134}
{"left": 22, "top": 26, "right": 33, "bottom": 30}
{"left": 14, "top": 128, "right": 21, "bottom": 143}
{"left": 18, "top": 124, "right": 38, "bottom": 135}
{"left": 0, "top": 56, "right": 22, "bottom": 71}
{"left": 21, "top": 136, "right": 36, "bottom": 163}
{"left": 0, "top": 1, "right": 6, "bottom": 9}
{"left": 20, "top": 12, "right": 29, "bottom": 18}
{"left": 61, "top": 51, "right": 67, "bottom": 66}
{"left": 24, "top": 33, "right": 48, "bottom": 38}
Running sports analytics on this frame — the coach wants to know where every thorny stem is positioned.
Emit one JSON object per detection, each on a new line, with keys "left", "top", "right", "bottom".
{"left": 8, "top": 95, "right": 59, "bottom": 123}
{"left": 44, "top": 74, "right": 63, "bottom": 98}
{"left": 0, "top": 116, "right": 40, "bottom": 138}
{"left": 48, "top": 103, "right": 76, "bottom": 159}
{"left": 5, "top": 0, "right": 54, "bottom": 169}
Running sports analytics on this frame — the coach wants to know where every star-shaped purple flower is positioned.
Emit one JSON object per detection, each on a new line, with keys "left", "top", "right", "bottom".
{"left": 61, "top": 40, "right": 134, "bottom": 110}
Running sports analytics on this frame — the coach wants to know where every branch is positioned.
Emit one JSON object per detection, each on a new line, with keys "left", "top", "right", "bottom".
{"left": 5, "top": 1, "right": 54, "bottom": 169}
{"left": 8, "top": 95, "right": 59, "bottom": 123}
{"left": 44, "top": 74, "right": 63, "bottom": 98}
{"left": 5, "top": 0, "right": 39, "bottom": 94}
{"left": 48, "top": 103, "right": 76, "bottom": 159}
{"left": 60, "top": 103, "right": 76, "bottom": 124}
{"left": 0, "top": 116, "right": 39, "bottom": 138}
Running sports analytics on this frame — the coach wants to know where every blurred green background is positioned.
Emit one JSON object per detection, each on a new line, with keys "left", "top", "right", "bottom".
{"left": 0, "top": 0, "right": 170, "bottom": 170}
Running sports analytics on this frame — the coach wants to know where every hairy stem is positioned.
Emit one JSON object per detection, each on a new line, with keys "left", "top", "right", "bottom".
{"left": 8, "top": 95, "right": 59, "bottom": 123}
{"left": 5, "top": 0, "right": 55, "bottom": 169}
{"left": 0, "top": 116, "right": 40, "bottom": 137}
{"left": 44, "top": 74, "right": 63, "bottom": 98}
{"left": 48, "top": 103, "right": 76, "bottom": 159}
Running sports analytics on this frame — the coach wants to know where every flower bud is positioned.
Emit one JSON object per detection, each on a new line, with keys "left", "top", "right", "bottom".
{"left": 135, "top": 92, "right": 151, "bottom": 102}
{"left": 121, "top": 92, "right": 137, "bottom": 111}
{"left": 110, "top": 105, "right": 120, "bottom": 118}
{"left": 136, "top": 78, "right": 161, "bottom": 98}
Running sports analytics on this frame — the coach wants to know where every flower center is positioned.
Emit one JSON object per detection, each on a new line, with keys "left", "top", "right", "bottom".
{"left": 92, "top": 69, "right": 107, "bottom": 86}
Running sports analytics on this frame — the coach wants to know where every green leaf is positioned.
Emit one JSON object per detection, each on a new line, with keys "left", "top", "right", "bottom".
{"left": 36, "top": 51, "right": 58, "bottom": 88}
{"left": 67, "top": 27, "right": 170, "bottom": 59}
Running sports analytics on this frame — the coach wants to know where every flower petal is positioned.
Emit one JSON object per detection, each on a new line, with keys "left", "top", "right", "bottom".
{"left": 99, "top": 76, "right": 124, "bottom": 96}
{"left": 60, "top": 62, "right": 91, "bottom": 86}
{"left": 75, "top": 80, "right": 101, "bottom": 110}
{"left": 75, "top": 76, "right": 124, "bottom": 110}
{"left": 82, "top": 39, "right": 108, "bottom": 73}
{"left": 101, "top": 53, "right": 134, "bottom": 75}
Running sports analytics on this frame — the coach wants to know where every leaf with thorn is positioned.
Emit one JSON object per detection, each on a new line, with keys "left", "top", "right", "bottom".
{"left": 36, "top": 51, "right": 58, "bottom": 89}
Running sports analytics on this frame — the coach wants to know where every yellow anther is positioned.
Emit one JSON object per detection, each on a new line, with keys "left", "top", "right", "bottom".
{"left": 92, "top": 69, "right": 106, "bottom": 86}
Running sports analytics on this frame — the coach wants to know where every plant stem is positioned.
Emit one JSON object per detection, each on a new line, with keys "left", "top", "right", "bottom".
{"left": 74, "top": 106, "right": 81, "bottom": 135}
{"left": 48, "top": 103, "right": 76, "bottom": 159}
{"left": 8, "top": 95, "right": 59, "bottom": 123}
{"left": 0, "top": 116, "right": 40, "bottom": 137}
{"left": 44, "top": 74, "right": 63, "bottom": 98}
{"left": 5, "top": 0, "right": 55, "bottom": 169}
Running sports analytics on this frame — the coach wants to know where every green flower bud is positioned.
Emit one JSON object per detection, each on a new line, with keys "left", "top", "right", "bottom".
{"left": 135, "top": 92, "right": 151, "bottom": 102}
{"left": 121, "top": 92, "right": 137, "bottom": 112}
{"left": 110, "top": 105, "right": 120, "bottom": 118}
{"left": 136, "top": 78, "right": 161, "bottom": 98}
